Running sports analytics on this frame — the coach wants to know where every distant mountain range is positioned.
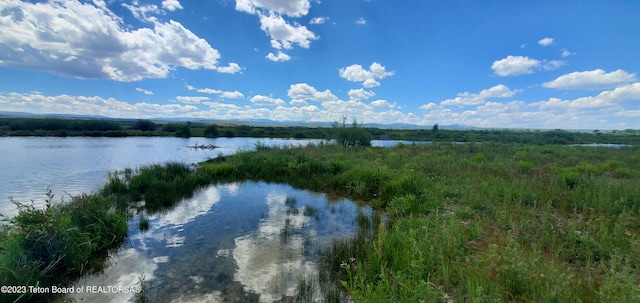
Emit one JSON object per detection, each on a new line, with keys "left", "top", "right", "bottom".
{"left": 0, "top": 111, "right": 478, "bottom": 130}
{"left": 0, "top": 111, "right": 111, "bottom": 120}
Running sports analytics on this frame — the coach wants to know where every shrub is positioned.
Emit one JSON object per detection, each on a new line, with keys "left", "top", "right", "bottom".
{"left": 175, "top": 124, "right": 191, "bottom": 138}
{"left": 333, "top": 117, "right": 371, "bottom": 147}
{"left": 558, "top": 171, "right": 581, "bottom": 189}
{"left": 132, "top": 119, "right": 157, "bottom": 131}
{"left": 518, "top": 160, "right": 535, "bottom": 173}
{"left": 325, "top": 159, "right": 347, "bottom": 175}
{"left": 204, "top": 124, "right": 219, "bottom": 137}
{"left": 379, "top": 172, "right": 424, "bottom": 204}
{"left": 471, "top": 152, "right": 487, "bottom": 163}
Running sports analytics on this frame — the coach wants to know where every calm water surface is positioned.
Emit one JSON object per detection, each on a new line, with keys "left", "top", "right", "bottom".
{"left": 0, "top": 136, "right": 418, "bottom": 216}
{"left": 0, "top": 136, "right": 400, "bottom": 302}
{"left": 72, "top": 181, "right": 368, "bottom": 303}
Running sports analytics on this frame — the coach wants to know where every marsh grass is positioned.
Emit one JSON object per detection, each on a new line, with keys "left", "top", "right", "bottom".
{"left": 134, "top": 274, "right": 148, "bottom": 303}
{"left": 198, "top": 142, "right": 640, "bottom": 302}
{"left": 101, "top": 162, "right": 207, "bottom": 213}
{"left": 0, "top": 193, "right": 128, "bottom": 302}
{"left": 0, "top": 162, "right": 206, "bottom": 302}
{"left": 137, "top": 214, "right": 150, "bottom": 231}
{"left": 3, "top": 141, "right": 640, "bottom": 302}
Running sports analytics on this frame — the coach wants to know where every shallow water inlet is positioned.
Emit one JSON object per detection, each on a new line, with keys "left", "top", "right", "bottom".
{"left": 71, "top": 181, "right": 369, "bottom": 303}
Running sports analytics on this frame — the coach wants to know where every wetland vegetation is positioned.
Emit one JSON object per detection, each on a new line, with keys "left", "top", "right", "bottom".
{"left": 1, "top": 118, "right": 640, "bottom": 302}
{"left": 199, "top": 141, "right": 640, "bottom": 302}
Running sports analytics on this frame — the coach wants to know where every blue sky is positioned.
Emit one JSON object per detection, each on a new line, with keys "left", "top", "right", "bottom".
{"left": 1, "top": 0, "right": 639, "bottom": 129}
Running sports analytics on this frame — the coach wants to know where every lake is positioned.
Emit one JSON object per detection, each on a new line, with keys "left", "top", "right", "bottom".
{"left": 0, "top": 136, "right": 405, "bottom": 302}
{"left": 0, "top": 136, "right": 417, "bottom": 217}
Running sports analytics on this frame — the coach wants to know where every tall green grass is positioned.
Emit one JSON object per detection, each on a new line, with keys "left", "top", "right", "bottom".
{"left": 199, "top": 142, "right": 640, "bottom": 302}
{"left": 101, "top": 162, "right": 208, "bottom": 212}
{"left": 0, "top": 193, "right": 128, "bottom": 302}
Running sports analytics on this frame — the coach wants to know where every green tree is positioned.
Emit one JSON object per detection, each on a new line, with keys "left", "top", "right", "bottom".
{"left": 162, "top": 123, "right": 179, "bottom": 132}
{"left": 176, "top": 123, "right": 191, "bottom": 138}
{"left": 132, "top": 119, "right": 157, "bottom": 131}
{"left": 333, "top": 116, "right": 371, "bottom": 147}
{"left": 204, "top": 124, "right": 219, "bottom": 137}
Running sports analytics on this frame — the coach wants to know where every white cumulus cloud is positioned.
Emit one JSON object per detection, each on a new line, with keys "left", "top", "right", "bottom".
{"left": 0, "top": 92, "right": 198, "bottom": 118}
{"left": 356, "top": 17, "right": 366, "bottom": 25}
{"left": 122, "top": 2, "right": 161, "bottom": 22}
{"left": 162, "top": 0, "right": 183, "bottom": 11}
{"left": 491, "top": 56, "right": 540, "bottom": 76}
{"left": 538, "top": 37, "right": 554, "bottom": 46}
{"left": 362, "top": 78, "right": 381, "bottom": 88}
{"left": 348, "top": 88, "right": 375, "bottom": 101}
{"left": 217, "top": 63, "right": 243, "bottom": 74}
{"left": 176, "top": 96, "right": 210, "bottom": 104}
{"left": 491, "top": 56, "right": 565, "bottom": 76}
{"left": 543, "top": 69, "right": 637, "bottom": 90}
{"left": 437, "top": 84, "right": 521, "bottom": 107}
{"left": 219, "top": 91, "right": 245, "bottom": 99}
{"left": 309, "top": 16, "right": 328, "bottom": 24}
{"left": 0, "top": 0, "right": 236, "bottom": 81}
{"left": 258, "top": 12, "right": 318, "bottom": 49}
{"left": 419, "top": 102, "right": 438, "bottom": 110}
{"left": 235, "top": 0, "right": 311, "bottom": 17}
{"left": 370, "top": 100, "right": 395, "bottom": 108}
{"left": 339, "top": 62, "right": 394, "bottom": 87}
{"left": 289, "top": 99, "right": 309, "bottom": 107}
{"left": 250, "top": 95, "right": 286, "bottom": 106}
{"left": 136, "top": 88, "right": 154, "bottom": 95}
{"left": 266, "top": 51, "right": 292, "bottom": 62}
{"left": 196, "top": 88, "right": 245, "bottom": 99}
{"left": 532, "top": 83, "right": 640, "bottom": 113}
{"left": 235, "top": 0, "right": 318, "bottom": 57}
{"left": 287, "top": 83, "right": 338, "bottom": 102}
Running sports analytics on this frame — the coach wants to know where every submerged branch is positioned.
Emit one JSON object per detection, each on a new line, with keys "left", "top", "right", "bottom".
{"left": 187, "top": 142, "right": 219, "bottom": 150}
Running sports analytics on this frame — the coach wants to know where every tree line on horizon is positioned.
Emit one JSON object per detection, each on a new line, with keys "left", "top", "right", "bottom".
{"left": 1, "top": 117, "right": 639, "bottom": 145}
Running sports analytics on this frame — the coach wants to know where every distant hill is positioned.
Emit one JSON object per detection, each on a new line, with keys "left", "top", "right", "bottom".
{"left": 0, "top": 111, "right": 111, "bottom": 120}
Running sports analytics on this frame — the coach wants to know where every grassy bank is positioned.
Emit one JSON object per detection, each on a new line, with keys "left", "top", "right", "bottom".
{"left": 199, "top": 142, "right": 640, "bottom": 302}
{"left": 2, "top": 142, "right": 639, "bottom": 302}
{"left": 0, "top": 162, "right": 207, "bottom": 302}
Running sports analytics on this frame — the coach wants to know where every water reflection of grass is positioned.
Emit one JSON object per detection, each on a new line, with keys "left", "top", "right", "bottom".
{"left": 280, "top": 218, "right": 293, "bottom": 244}
{"left": 295, "top": 276, "right": 316, "bottom": 303}
{"left": 303, "top": 205, "right": 320, "bottom": 220}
